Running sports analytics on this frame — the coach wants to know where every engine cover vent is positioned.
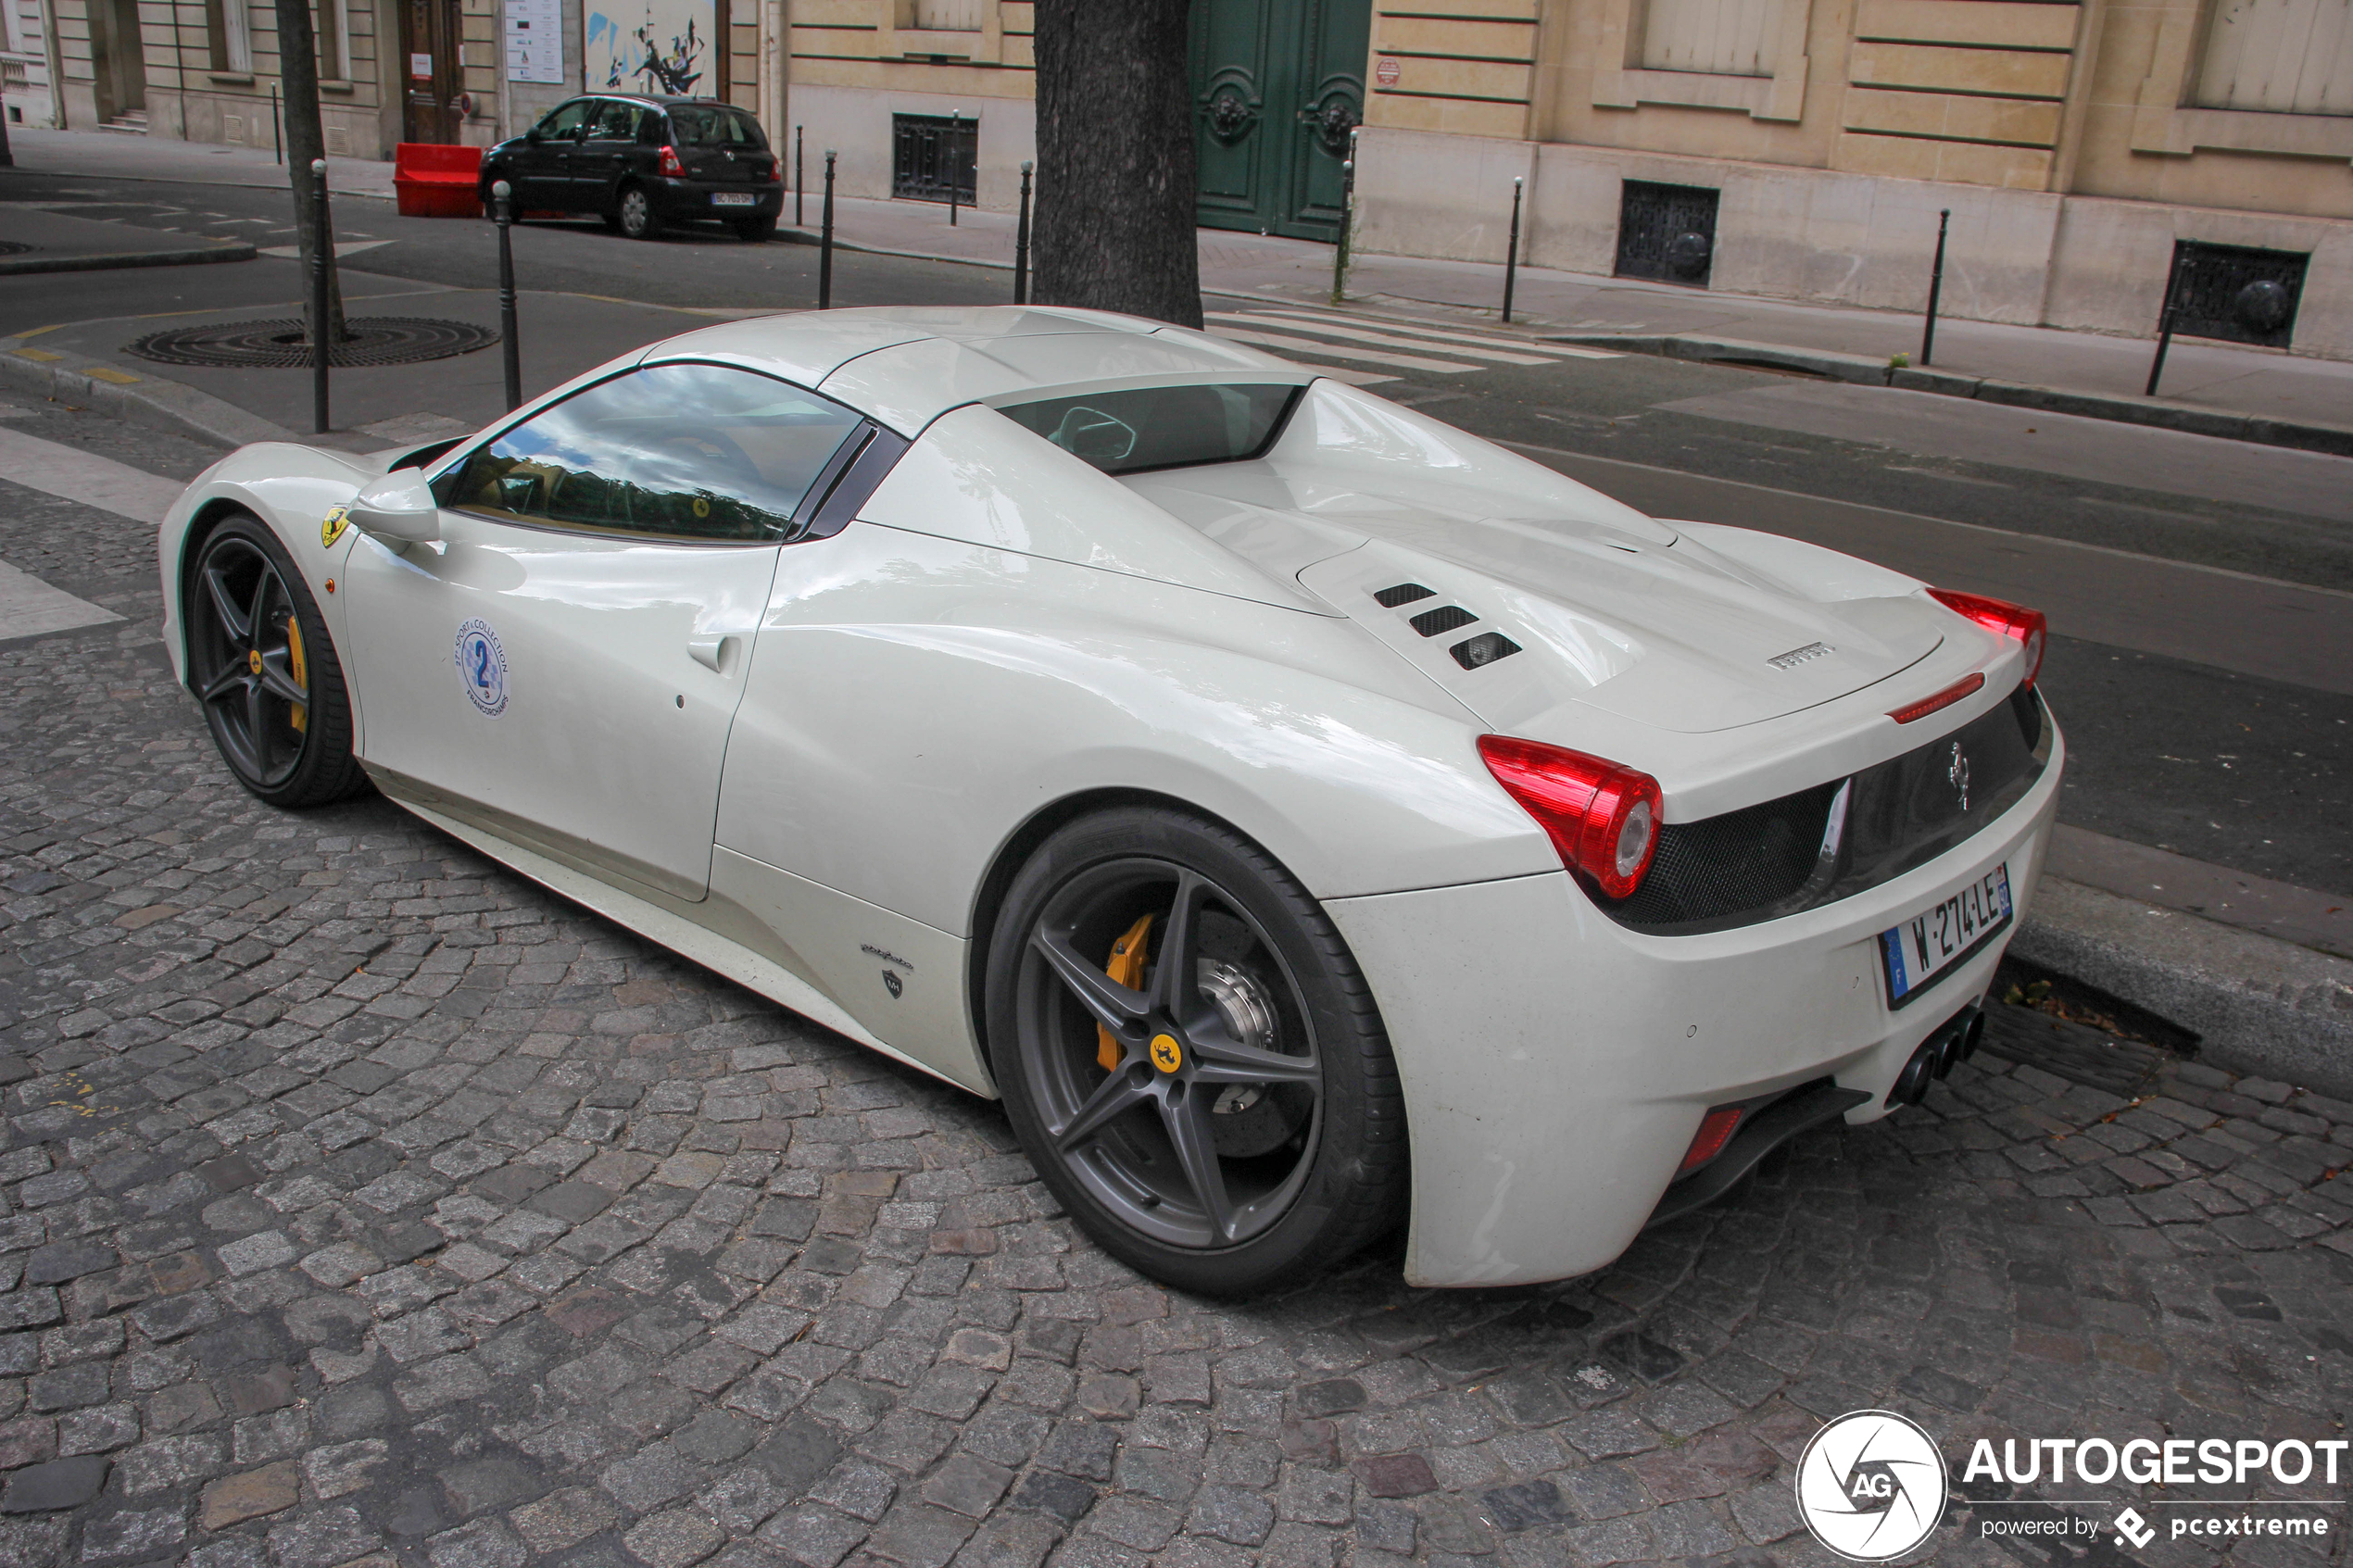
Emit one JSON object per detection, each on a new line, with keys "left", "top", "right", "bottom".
{"left": 1410, "top": 605, "right": 1479, "bottom": 638}
{"left": 1449, "top": 633, "right": 1521, "bottom": 670}
{"left": 1374, "top": 583, "right": 1435, "bottom": 608}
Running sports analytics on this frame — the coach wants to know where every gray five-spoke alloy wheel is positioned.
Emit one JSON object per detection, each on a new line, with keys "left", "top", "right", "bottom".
{"left": 988, "top": 807, "right": 1406, "bottom": 1295}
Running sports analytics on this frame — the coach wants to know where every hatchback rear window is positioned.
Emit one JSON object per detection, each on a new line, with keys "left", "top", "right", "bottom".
{"left": 997, "top": 383, "right": 1302, "bottom": 476}
{"left": 668, "top": 106, "right": 767, "bottom": 147}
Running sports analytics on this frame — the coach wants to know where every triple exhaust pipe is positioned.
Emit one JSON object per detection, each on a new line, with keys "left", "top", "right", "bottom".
{"left": 1886, "top": 1002, "right": 1986, "bottom": 1108}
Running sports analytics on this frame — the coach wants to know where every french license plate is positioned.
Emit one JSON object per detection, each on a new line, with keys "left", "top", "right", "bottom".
{"left": 711, "top": 192, "right": 756, "bottom": 207}
{"left": 1880, "top": 863, "right": 2013, "bottom": 1009}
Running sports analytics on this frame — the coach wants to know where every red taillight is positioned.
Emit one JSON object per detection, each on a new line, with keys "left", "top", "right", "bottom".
{"left": 1478, "top": 735, "right": 1663, "bottom": 900}
{"left": 659, "top": 144, "right": 686, "bottom": 178}
{"left": 1930, "top": 588, "right": 2045, "bottom": 687}
{"left": 1678, "top": 1107, "right": 1743, "bottom": 1174}
{"left": 769, "top": 154, "right": 783, "bottom": 182}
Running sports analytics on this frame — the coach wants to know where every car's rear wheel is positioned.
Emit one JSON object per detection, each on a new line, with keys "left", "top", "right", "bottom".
{"left": 987, "top": 807, "right": 1407, "bottom": 1296}
{"left": 185, "top": 515, "right": 366, "bottom": 809}
{"left": 617, "top": 184, "right": 662, "bottom": 240}
{"left": 733, "top": 214, "right": 777, "bottom": 244}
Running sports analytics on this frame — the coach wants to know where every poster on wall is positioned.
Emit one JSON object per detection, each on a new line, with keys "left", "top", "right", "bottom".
{"left": 585, "top": 0, "right": 714, "bottom": 95}
{"left": 504, "top": 0, "right": 563, "bottom": 82}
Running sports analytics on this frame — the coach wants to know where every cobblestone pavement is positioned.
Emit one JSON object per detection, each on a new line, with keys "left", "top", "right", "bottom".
{"left": 1, "top": 424, "right": 2350, "bottom": 1568}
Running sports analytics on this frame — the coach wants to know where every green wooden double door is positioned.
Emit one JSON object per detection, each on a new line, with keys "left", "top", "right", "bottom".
{"left": 1190, "top": 0, "right": 1372, "bottom": 243}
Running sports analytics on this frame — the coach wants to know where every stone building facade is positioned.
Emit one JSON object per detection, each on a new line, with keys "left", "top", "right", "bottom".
{"left": 1355, "top": 0, "right": 2353, "bottom": 355}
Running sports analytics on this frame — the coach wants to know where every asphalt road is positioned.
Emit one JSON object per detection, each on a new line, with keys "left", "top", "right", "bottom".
{"left": 3, "top": 165, "right": 2347, "bottom": 897}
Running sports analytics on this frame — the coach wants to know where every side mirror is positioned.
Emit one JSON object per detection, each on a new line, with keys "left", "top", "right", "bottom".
{"left": 348, "top": 470, "right": 441, "bottom": 545}
{"left": 525, "top": 127, "right": 545, "bottom": 144}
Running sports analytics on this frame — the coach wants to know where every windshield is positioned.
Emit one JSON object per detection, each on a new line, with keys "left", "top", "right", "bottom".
{"left": 668, "top": 105, "right": 767, "bottom": 148}
{"left": 996, "top": 383, "right": 1302, "bottom": 476}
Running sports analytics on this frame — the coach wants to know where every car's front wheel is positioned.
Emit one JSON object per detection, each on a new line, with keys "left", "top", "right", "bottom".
{"left": 986, "top": 807, "right": 1408, "bottom": 1296}
{"left": 617, "top": 183, "right": 663, "bottom": 240}
{"left": 184, "top": 515, "right": 366, "bottom": 809}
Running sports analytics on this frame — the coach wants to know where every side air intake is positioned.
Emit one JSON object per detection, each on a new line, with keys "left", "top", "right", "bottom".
{"left": 1410, "top": 605, "right": 1479, "bottom": 638}
{"left": 1450, "top": 633, "right": 1521, "bottom": 670}
{"left": 1374, "top": 583, "right": 1435, "bottom": 608}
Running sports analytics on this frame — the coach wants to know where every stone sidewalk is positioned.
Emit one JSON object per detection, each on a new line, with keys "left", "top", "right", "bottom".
{"left": 0, "top": 406, "right": 2350, "bottom": 1568}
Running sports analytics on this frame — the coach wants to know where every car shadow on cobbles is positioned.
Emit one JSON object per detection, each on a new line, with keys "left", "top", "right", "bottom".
{"left": 1, "top": 489, "right": 2349, "bottom": 1568}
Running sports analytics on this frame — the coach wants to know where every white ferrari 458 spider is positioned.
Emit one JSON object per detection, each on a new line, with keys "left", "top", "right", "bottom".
{"left": 157, "top": 306, "right": 2061, "bottom": 1294}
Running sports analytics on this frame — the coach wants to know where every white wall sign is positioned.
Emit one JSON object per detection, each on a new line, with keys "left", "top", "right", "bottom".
{"left": 505, "top": 0, "right": 564, "bottom": 83}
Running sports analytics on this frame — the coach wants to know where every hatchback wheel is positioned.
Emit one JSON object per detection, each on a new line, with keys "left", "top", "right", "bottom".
{"left": 617, "top": 184, "right": 663, "bottom": 240}
{"left": 987, "top": 807, "right": 1407, "bottom": 1296}
{"left": 185, "top": 515, "right": 366, "bottom": 808}
{"left": 733, "top": 214, "right": 777, "bottom": 244}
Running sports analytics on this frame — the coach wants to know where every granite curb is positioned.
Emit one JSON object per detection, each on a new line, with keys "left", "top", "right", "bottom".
{"left": 2016, "top": 874, "right": 2353, "bottom": 1098}
{"left": 1549, "top": 332, "right": 2353, "bottom": 458}
{"left": 0, "top": 340, "right": 292, "bottom": 449}
{"left": 0, "top": 244, "right": 258, "bottom": 276}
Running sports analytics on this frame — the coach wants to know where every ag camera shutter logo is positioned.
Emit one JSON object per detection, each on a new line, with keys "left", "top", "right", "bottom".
{"left": 1796, "top": 1410, "right": 1949, "bottom": 1561}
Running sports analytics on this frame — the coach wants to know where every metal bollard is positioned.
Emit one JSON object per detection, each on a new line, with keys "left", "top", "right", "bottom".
{"left": 271, "top": 85, "right": 283, "bottom": 166}
{"left": 819, "top": 150, "right": 837, "bottom": 309}
{"left": 1332, "top": 131, "right": 1357, "bottom": 307}
{"left": 794, "top": 125, "right": 804, "bottom": 230}
{"left": 948, "top": 112, "right": 961, "bottom": 228}
{"left": 493, "top": 180, "right": 521, "bottom": 413}
{"left": 1919, "top": 208, "right": 1950, "bottom": 368}
{"left": 1013, "top": 160, "right": 1033, "bottom": 306}
{"left": 309, "top": 157, "right": 333, "bottom": 434}
{"left": 2146, "top": 252, "right": 2190, "bottom": 397}
{"left": 1501, "top": 176, "right": 1523, "bottom": 325}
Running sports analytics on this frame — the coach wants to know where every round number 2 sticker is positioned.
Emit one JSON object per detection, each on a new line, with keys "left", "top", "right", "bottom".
{"left": 454, "top": 618, "right": 510, "bottom": 717}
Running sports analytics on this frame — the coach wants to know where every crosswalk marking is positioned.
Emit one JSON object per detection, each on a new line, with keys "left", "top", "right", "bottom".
{"left": 1210, "top": 326, "right": 1480, "bottom": 375}
{"left": 1206, "top": 302, "right": 1625, "bottom": 383}
{"left": 1205, "top": 312, "right": 1555, "bottom": 367}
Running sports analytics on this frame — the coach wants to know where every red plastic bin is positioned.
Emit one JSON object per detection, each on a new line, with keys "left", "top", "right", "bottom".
{"left": 394, "top": 143, "right": 484, "bottom": 219}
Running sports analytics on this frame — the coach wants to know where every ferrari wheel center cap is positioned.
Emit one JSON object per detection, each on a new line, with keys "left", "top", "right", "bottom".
{"left": 1149, "top": 1034, "right": 1183, "bottom": 1074}
{"left": 247, "top": 649, "right": 263, "bottom": 675}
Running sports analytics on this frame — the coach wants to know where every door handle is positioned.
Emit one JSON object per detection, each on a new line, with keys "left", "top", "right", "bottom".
{"left": 687, "top": 633, "right": 737, "bottom": 672}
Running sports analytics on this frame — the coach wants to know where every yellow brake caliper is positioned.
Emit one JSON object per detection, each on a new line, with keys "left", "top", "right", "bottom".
{"left": 285, "top": 615, "right": 308, "bottom": 733}
{"left": 1097, "top": 913, "right": 1154, "bottom": 1071}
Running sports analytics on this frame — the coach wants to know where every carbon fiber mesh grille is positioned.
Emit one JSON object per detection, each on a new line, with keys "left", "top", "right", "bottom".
{"left": 1375, "top": 583, "right": 1435, "bottom": 608}
{"left": 1410, "top": 605, "right": 1479, "bottom": 637}
{"left": 1613, "top": 784, "right": 1839, "bottom": 926}
{"left": 1602, "top": 684, "right": 2050, "bottom": 935}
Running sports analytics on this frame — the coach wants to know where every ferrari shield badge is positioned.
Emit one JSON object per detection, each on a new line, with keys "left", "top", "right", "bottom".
{"left": 321, "top": 505, "right": 351, "bottom": 548}
{"left": 454, "top": 618, "right": 510, "bottom": 717}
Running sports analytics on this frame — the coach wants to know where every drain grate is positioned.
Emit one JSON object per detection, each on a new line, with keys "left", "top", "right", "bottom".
{"left": 126, "top": 317, "right": 499, "bottom": 370}
{"left": 0, "top": 243, "right": 35, "bottom": 257}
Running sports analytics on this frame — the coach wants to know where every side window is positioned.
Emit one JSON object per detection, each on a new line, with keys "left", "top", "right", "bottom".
{"left": 537, "top": 100, "right": 593, "bottom": 137}
{"left": 434, "top": 364, "right": 868, "bottom": 544}
{"left": 591, "top": 100, "right": 641, "bottom": 140}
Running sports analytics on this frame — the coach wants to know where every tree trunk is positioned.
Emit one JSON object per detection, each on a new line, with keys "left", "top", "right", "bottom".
{"left": 1032, "top": 0, "right": 1201, "bottom": 329}
{"left": 274, "top": 0, "right": 347, "bottom": 342}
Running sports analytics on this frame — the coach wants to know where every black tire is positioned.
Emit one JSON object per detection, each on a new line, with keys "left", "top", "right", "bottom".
{"left": 183, "top": 514, "right": 367, "bottom": 809}
{"left": 733, "top": 214, "right": 777, "bottom": 244}
{"left": 985, "top": 806, "right": 1407, "bottom": 1296}
{"left": 617, "top": 183, "right": 663, "bottom": 240}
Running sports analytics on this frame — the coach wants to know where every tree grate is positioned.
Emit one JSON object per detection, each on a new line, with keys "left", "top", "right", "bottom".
{"left": 126, "top": 317, "right": 500, "bottom": 370}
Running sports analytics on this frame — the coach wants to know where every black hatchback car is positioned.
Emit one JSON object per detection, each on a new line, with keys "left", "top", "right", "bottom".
{"left": 478, "top": 94, "right": 783, "bottom": 242}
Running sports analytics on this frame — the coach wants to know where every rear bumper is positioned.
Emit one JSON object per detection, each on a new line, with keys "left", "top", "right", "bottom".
{"left": 646, "top": 178, "right": 781, "bottom": 219}
{"left": 1324, "top": 715, "right": 2065, "bottom": 1288}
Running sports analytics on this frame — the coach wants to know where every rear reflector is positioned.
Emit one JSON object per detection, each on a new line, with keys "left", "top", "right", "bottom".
{"left": 1678, "top": 1107, "right": 1744, "bottom": 1174}
{"left": 1888, "top": 670, "right": 1984, "bottom": 725}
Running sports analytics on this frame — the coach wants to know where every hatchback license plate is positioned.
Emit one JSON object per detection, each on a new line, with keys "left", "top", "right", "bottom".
{"left": 1880, "top": 863, "right": 2012, "bottom": 1009}
{"left": 711, "top": 192, "right": 756, "bottom": 207}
